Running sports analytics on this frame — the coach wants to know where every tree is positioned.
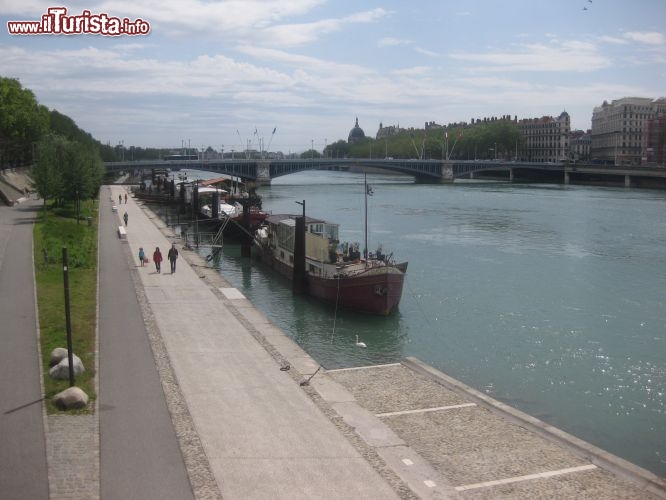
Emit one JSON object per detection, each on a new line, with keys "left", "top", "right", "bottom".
{"left": 33, "top": 134, "right": 105, "bottom": 209}
{"left": 323, "top": 140, "right": 350, "bottom": 158}
{"left": 300, "top": 149, "right": 322, "bottom": 159}
{"left": 0, "top": 77, "right": 49, "bottom": 168}
{"left": 32, "top": 134, "right": 67, "bottom": 208}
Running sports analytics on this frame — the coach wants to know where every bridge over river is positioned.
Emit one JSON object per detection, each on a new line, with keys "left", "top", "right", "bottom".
{"left": 105, "top": 158, "right": 666, "bottom": 188}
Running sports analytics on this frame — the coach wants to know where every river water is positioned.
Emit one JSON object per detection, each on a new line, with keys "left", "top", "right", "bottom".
{"left": 181, "top": 168, "right": 666, "bottom": 477}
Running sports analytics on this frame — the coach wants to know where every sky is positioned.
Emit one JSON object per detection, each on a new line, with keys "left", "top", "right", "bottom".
{"left": 1, "top": 0, "right": 665, "bottom": 154}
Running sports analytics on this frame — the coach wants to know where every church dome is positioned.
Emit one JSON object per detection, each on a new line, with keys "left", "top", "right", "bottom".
{"left": 348, "top": 117, "right": 365, "bottom": 144}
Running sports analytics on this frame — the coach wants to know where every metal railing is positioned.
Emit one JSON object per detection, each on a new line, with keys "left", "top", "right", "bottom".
{"left": 182, "top": 231, "right": 223, "bottom": 249}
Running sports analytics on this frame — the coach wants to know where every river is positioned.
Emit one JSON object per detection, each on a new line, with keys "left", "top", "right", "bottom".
{"left": 178, "top": 168, "right": 666, "bottom": 477}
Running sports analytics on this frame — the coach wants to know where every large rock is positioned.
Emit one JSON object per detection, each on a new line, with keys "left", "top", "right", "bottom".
{"left": 49, "top": 354, "right": 85, "bottom": 379}
{"left": 52, "top": 386, "right": 89, "bottom": 410}
{"left": 49, "top": 347, "right": 69, "bottom": 367}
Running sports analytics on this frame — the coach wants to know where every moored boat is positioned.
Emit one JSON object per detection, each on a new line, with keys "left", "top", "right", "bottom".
{"left": 197, "top": 186, "right": 269, "bottom": 236}
{"left": 255, "top": 214, "right": 407, "bottom": 315}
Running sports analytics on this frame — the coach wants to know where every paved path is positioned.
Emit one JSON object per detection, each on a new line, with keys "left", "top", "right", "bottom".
{"left": 0, "top": 201, "right": 49, "bottom": 500}
{"left": 98, "top": 190, "right": 194, "bottom": 499}
{"left": 106, "top": 186, "right": 401, "bottom": 499}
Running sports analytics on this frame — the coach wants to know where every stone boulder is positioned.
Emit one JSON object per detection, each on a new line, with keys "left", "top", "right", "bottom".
{"left": 49, "top": 354, "right": 85, "bottom": 379}
{"left": 49, "top": 347, "right": 69, "bottom": 367}
{"left": 52, "top": 386, "right": 89, "bottom": 410}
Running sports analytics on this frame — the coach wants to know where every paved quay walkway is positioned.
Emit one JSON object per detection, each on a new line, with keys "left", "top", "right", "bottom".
{"left": 327, "top": 361, "right": 666, "bottom": 499}
{"left": 105, "top": 186, "right": 407, "bottom": 499}
{"left": 99, "top": 189, "right": 195, "bottom": 499}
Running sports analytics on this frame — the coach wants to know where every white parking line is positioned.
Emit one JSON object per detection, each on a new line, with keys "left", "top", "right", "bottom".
{"left": 376, "top": 402, "right": 476, "bottom": 418}
{"left": 455, "top": 464, "right": 598, "bottom": 491}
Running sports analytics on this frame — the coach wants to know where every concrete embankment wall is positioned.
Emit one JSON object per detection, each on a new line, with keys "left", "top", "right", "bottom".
{"left": 0, "top": 168, "right": 33, "bottom": 205}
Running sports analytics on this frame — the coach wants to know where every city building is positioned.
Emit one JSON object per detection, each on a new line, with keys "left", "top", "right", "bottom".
{"left": 643, "top": 110, "right": 666, "bottom": 166}
{"left": 517, "top": 112, "right": 570, "bottom": 163}
{"left": 376, "top": 122, "right": 405, "bottom": 139}
{"left": 569, "top": 130, "right": 591, "bottom": 162}
{"left": 348, "top": 117, "right": 366, "bottom": 144}
{"left": 590, "top": 97, "right": 666, "bottom": 165}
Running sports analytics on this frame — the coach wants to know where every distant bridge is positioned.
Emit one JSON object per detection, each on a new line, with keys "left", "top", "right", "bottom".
{"left": 104, "top": 158, "right": 666, "bottom": 188}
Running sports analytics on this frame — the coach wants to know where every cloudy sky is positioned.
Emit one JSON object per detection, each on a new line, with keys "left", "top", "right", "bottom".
{"left": 2, "top": 0, "right": 665, "bottom": 154}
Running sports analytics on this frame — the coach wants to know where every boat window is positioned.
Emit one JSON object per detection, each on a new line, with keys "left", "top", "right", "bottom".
{"left": 327, "top": 225, "right": 339, "bottom": 241}
{"left": 276, "top": 221, "right": 295, "bottom": 250}
{"left": 310, "top": 223, "right": 324, "bottom": 235}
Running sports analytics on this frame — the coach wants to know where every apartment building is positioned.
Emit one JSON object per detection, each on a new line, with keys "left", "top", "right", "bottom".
{"left": 517, "top": 111, "right": 570, "bottom": 162}
{"left": 590, "top": 97, "right": 666, "bottom": 165}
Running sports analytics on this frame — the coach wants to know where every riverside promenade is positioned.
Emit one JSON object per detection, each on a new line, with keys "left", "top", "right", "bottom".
{"left": 102, "top": 185, "right": 664, "bottom": 500}
{"left": 2, "top": 183, "right": 664, "bottom": 499}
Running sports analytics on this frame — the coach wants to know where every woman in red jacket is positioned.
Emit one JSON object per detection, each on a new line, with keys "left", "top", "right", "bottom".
{"left": 153, "top": 247, "right": 163, "bottom": 274}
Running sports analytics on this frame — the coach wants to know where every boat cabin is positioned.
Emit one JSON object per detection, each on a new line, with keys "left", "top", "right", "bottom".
{"left": 266, "top": 214, "right": 339, "bottom": 266}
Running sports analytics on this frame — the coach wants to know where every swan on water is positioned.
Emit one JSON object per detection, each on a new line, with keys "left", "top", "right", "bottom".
{"left": 355, "top": 335, "right": 367, "bottom": 348}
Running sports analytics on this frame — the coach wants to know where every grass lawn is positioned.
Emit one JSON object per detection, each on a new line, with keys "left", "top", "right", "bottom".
{"left": 33, "top": 200, "right": 98, "bottom": 413}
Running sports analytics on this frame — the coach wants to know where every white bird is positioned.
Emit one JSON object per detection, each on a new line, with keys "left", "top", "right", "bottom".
{"left": 355, "top": 335, "right": 367, "bottom": 348}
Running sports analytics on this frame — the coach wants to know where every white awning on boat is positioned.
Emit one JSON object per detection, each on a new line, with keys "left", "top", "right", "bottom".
{"left": 197, "top": 187, "right": 228, "bottom": 194}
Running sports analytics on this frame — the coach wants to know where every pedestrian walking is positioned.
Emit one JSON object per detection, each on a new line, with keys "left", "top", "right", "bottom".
{"left": 153, "top": 247, "right": 163, "bottom": 273}
{"left": 118, "top": 194, "right": 122, "bottom": 205}
{"left": 124, "top": 193, "right": 128, "bottom": 204}
{"left": 123, "top": 212, "right": 129, "bottom": 226}
{"left": 167, "top": 243, "right": 179, "bottom": 274}
{"left": 138, "top": 247, "right": 145, "bottom": 267}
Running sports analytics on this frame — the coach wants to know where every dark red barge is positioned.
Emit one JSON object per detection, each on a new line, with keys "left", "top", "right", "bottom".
{"left": 255, "top": 214, "right": 407, "bottom": 315}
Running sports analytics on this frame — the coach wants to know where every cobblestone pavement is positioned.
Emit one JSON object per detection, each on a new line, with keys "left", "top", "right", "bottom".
{"left": 327, "top": 362, "right": 666, "bottom": 499}
{"left": 46, "top": 415, "right": 99, "bottom": 500}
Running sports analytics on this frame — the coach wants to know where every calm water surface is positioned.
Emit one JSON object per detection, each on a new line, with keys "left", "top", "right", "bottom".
{"left": 184, "top": 169, "right": 666, "bottom": 476}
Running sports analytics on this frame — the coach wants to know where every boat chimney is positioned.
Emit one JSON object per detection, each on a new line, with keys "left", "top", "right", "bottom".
{"left": 212, "top": 190, "right": 220, "bottom": 219}
{"left": 293, "top": 200, "right": 306, "bottom": 294}
{"left": 241, "top": 200, "right": 252, "bottom": 258}
{"left": 179, "top": 182, "right": 186, "bottom": 214}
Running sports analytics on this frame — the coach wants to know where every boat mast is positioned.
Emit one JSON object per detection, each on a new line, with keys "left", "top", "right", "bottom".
{"left": 364, "top": 173, "right": 368, "bottom": 267}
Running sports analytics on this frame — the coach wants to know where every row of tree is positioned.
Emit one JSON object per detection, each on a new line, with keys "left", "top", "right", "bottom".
{"left": 317, "top": 120, "right": 526, "bottom": 161}
{"left": 0, "top": 76, "right": 105, "bottom": 205}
